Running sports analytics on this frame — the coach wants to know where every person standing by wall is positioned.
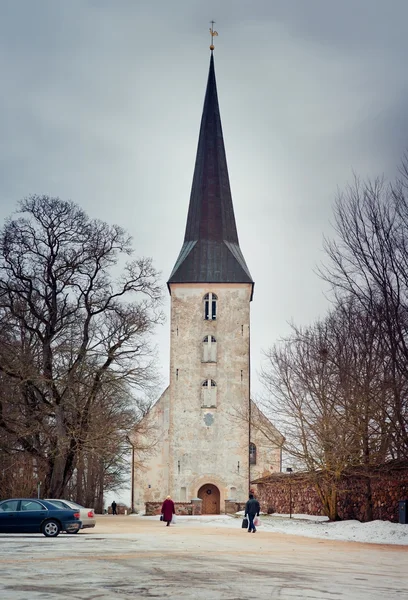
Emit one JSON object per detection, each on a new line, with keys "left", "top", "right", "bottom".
{"left": 245, "top": 493, "right": 260, "bottom": 533}
{"left": 111, "top": 500, "right": 117, "bottom": 515}
{"left": 161, "top": 495, "right": 175, "bottom": 527}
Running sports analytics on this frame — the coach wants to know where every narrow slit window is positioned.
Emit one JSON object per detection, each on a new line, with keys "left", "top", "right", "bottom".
{"left": 249, "top": 442, "right": 257, "bottom": 465}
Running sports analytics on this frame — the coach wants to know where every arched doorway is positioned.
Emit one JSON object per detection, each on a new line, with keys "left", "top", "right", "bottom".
{"left": 197, "top": 483, "right": 220, "bottom": 514}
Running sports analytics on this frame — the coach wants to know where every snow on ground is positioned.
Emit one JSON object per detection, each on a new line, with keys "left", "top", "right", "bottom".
{"left": 132, "top": 512, "right": 408, "bottom": 546}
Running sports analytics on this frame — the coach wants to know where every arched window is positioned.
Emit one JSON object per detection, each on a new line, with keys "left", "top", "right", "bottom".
{"left": 249, "top": 443, "right": 257, "bottom": 465}
{"left": 204, "top": 293, "right": 217, "bottom": 320}
{"left": 202, "top": 335, "right": 217, "bottom": 362}
{"left": 202, "top": 379, "right": 217, "bottom": 407}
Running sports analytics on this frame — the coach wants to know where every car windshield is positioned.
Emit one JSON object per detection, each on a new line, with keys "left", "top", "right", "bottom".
{"left": 48, "top": 499, "right": 84, "bottom": 509}
{"left": 47, "top": 500, "right": 69, "bottom": 509}
{"left": 67, "top": 501, "right": 84, "bottom": 509}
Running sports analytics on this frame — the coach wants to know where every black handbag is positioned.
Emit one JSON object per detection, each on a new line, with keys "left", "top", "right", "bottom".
{"left": 242, "top": 517, "right": 248, "bottom": 529}
{"left": 160, "top": 515, "right": 163, "bottom": 521}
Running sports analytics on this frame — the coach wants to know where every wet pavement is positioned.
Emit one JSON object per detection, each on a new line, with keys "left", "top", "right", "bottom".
{"left": 0, "top": 515, "right": 407, "bottom": 599}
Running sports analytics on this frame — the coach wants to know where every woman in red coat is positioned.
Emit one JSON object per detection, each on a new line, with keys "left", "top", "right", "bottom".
{"left": 161, "top": 495, "right": 175, "bottom": 526}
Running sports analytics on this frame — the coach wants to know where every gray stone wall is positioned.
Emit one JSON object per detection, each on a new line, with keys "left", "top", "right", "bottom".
{"left": 145, "top": 501, "right": 202, "bottom": 516}
{"left": 225, "top": 500, "right": 246, "bottom": 514}
{"left": 167, "top": 283, "right": 252, "bottom": 504}
{"left": 131, "top": 281, "right": 283, "bottom": 513}
{"left": 254, "top": 466, "right": 408, "bottom": 522}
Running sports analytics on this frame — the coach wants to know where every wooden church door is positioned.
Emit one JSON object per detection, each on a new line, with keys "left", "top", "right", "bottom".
{"left": 198, "top": 484, "right": 220, "bottom": 514}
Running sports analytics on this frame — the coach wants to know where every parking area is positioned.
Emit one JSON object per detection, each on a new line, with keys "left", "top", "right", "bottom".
{"left": 0, "top": 515, "right": 407, "bottom": 599}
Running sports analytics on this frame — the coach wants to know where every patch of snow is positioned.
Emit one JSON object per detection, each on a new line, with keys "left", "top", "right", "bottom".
{"left": 268, "top": 513, "right": 329, "bottom": 521}
{"left": 137, "top": 512, "right": 408, "bottom": 545}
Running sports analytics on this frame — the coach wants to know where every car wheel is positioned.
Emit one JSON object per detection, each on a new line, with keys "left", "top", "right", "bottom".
{"left": 42, "top": 519, "right": 61, "bottom": 537}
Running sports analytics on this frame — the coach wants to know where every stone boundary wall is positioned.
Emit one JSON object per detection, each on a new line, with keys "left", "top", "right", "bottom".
{"left": 145, "top": 501, "right": 202, "bottom": 516}
{"left": 254, "top": 467, "right": 408, "bottom": 522}
{"left": 225, "top": 501, "right": 246, "bottom": 514}
{"left": 107, "top": 504, "right": 129, "bottom": 515}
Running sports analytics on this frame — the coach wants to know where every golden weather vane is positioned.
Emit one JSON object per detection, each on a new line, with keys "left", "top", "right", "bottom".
{"left": 209, "top": 20, "right": 218, "bottom": 50}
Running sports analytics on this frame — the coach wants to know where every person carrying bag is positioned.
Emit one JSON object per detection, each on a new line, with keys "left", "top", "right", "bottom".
{"left": 161, "top": 495, "right": 175, "bottom": 527}
{"left": 244, "top": 493, "right": 260, "bottom": 533}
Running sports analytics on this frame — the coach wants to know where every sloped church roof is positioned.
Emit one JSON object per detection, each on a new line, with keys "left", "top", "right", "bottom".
{"left": 168, "top": 52, "right": 254, "bottom": 296}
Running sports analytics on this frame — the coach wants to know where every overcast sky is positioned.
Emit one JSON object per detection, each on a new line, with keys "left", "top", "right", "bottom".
{"left": 1, "top": 0, "right": 408, "bottom": 403}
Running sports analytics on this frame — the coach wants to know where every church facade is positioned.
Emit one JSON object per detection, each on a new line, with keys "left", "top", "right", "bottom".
{"left": 132, "top": 51, "right": 282, "bottom": 514}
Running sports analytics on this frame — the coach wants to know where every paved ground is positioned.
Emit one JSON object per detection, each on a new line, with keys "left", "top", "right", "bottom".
{"left": 0, "top": 515, "right": 407, "bottom": 599}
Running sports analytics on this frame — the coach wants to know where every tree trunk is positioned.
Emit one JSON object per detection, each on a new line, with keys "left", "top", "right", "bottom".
{"left": 315, "top": 477, "right": 340, "bottom": 521}
{"left": 95, "top": 458, "right": 104, "bottom": 514}
{"left": 364, "top": 477, "right": 373, "bottom": 522}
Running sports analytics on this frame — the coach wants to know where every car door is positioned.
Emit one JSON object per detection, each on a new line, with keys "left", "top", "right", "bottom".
{"left": 19, "top": 500, "right": 48, "bottom": 532}
{"left": 0, "top": 500, "right": 21, "bottom": 532}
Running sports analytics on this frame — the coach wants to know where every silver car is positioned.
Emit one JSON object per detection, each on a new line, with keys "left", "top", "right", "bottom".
{"left": 46, "top": 499, "right": 96, "bottom": 531}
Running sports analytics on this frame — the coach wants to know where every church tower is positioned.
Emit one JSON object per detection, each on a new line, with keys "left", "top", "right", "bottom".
{"left": 166, "top": 49, "right": 254, "bottom": 511}
{"left": 132, "top": 46, "right": 282, "bottom": 515}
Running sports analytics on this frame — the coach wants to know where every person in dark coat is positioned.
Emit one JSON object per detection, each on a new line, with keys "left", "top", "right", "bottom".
{"left": 161, "top": 495, "right": 175, "bottom": 526}
{"left": 245, "top": 493, "right": 260, "bottom": 533}
{"left": 111, "top": 500, "right": 117, "bottom": 515}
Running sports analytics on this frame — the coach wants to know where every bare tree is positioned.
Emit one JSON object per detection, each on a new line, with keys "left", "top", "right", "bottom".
{"left": 0, "top": 195, "right": 164, "bottom": 498}
{"left": 264, "top": 326, "right": 348, "bottom": 518}
{"left": 68, "top": 380, "right": 161, "bottom": 510}
{"left": 319, "top": 164, "right": 408, "bottom": 459}
{"left": 261, "top": 297, "right": 392, "bottom": 520}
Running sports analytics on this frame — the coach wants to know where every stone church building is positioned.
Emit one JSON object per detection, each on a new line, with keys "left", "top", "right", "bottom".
{"left": 132, "top": 50, "right": 282, "bottom": 514}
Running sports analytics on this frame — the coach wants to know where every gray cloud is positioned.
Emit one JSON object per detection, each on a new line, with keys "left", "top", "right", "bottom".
{"left": 1, "top": 0, "right": 408, "bottom": 395}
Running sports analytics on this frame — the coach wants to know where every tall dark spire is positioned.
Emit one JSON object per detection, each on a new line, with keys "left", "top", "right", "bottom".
{"left": 168, "top": 53, "right": 253, "bottom": 294}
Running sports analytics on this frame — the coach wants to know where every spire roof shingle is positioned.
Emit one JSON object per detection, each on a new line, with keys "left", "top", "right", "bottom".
{"left": 168, "top": 53, "right": 253, "bottom": 295}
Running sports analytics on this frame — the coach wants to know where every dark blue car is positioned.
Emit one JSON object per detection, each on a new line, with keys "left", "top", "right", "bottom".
{"left": 0, "top": 498, "right": 82, "bottom": 537}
